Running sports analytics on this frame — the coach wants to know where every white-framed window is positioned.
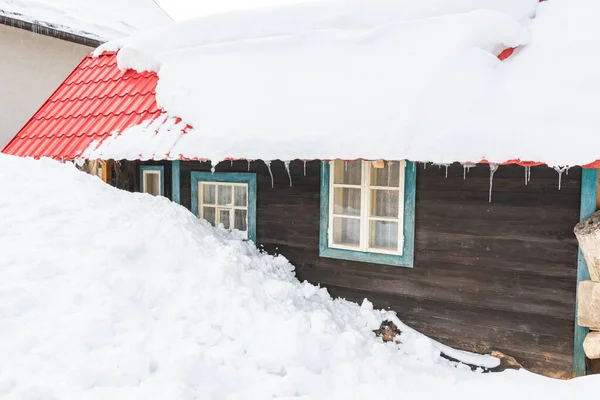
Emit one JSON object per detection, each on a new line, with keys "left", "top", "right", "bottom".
{"left": 199, "top": 181, "right": 249, "bottom": 238}
{"left": 140, "top": 166, "right": 164, "bottom": 196}
{"left": 191, "top": 172, "right": 257, "bottom": 242}
{"left": 328, "top": 160, "right": 406, "bottom": 255}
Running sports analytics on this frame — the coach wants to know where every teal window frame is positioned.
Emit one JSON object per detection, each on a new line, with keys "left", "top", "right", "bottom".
{"left": 140, "top": 165, "right": 165, "bottom": 196}
{"left": 319, "top": 161, "right": 416, "bottom": 267}
{"left": 191, "top": 172, "right": 257, "bottom": 242}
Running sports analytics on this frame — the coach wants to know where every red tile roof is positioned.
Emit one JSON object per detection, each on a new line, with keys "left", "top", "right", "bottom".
{"left": 2, "top": 52, "right": 161, "bottom": 160}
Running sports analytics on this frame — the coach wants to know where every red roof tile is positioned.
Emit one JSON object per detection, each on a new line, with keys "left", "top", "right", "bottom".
{"left": 2, "top": 52, "right": 160, "bottom": 160}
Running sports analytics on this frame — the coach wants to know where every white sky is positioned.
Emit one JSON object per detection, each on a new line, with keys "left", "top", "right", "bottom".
{"left": 155, "top": 0, "right": 320, "bottom": 20}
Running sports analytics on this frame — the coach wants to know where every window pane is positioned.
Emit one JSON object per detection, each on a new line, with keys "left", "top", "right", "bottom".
{"left": 332, "top": 217, "right": 360, "bottom": 247}
{"left": 371, "top": 161, "right": 400, "bottom": 187}
{"left": 333, "top": 160, "right": 362, "bottom": 185}
{"left": 218, "top": 209, "right": 231, "bottom": 229}
{"left": 203, "top": 184, "right": 216, "bottom": 204}
{"left": 333, "top": 187, "right": 361, "bottom": 216}
{"left": 234, "top": 186, "right": 247, "bottom": 207}
{"left": 144, "top": 172, "right": 161, "bottom": 196}
{"left": 370, "top": 190, "right": 399, "bottom": 218}
{"left": 234, "top": 209, "right": 247, "bottom": 231}
{"left": 370, "top": 220, "right": 399, "bottom": 250}
{"left": 144, "top": 174, "right": 153, "bottom": 193}
{"left": 217, "top": 185, "right": 233, "bottom": 206}
{"left": 203, "top": 207, "right": 216, "bottom": 226}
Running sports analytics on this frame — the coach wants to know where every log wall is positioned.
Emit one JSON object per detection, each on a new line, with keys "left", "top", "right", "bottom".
{"left": 142, "top": 160, "right": 582, "bottom": 377}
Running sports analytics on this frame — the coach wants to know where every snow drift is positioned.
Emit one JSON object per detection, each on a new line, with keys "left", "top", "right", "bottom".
{"left": 0, "top": 155, "right": 598, "bottom": 399}
{"left": 88, "top": 0, "right": 600, "bottom": 167}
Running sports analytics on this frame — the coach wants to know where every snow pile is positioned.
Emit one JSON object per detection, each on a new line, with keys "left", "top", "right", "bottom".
{"left": 0, "top": 0, "right": 171, "bottom": 41}
{"left": 0, "top": 154, "right": 593, "bottom": 399}
{"left": 89, "top": 0, "right": 600, "bottom": 166}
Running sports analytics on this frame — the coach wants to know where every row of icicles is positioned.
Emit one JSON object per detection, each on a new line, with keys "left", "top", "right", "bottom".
{"left": 215, "top": 160, "right": 571, "bottom": 203}
{"left": 426, "top": 163, "right": 570, "bottom": 202}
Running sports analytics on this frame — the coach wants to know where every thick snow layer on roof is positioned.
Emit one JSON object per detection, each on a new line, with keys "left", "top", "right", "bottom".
{"left": 1, "top": 153, "right": 598, "bottom": 398}
{"left": 90, "top": 0, "right": 600, "bottom": 166}
{"left": 0, "top": 0, "right": 172, "bottom": 41}
{"left": 98, "top": 0, "right": 537, "bottom": 71}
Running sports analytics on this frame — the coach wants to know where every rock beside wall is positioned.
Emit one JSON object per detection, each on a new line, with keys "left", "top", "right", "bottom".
{"left": 584, "top": 332, "right": 600, "bottom": 360}
{"left": 578, "top": 281, "right": 600, "bottom": 330}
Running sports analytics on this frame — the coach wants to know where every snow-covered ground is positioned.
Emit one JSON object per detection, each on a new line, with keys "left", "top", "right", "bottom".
{"left": 0, "top": 0, "right": 172, "bottom": 41}
{"left": 0, "top": 154, "right": 598, "bottom": 399}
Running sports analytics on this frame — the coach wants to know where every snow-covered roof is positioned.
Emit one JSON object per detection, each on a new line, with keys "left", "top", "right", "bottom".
{"left": 6, "top": 0, "right": 600, "bottom": 167}
{"left": 87, "top": 0, "right": 600, "bottom": 167}
{"left": 0, "top": 0, "right": 172, "bottom": 42}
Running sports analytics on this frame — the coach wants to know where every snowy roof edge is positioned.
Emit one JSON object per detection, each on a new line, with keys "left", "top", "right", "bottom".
{"left": 0, "top": 13, "right": 103, "bottom": 47}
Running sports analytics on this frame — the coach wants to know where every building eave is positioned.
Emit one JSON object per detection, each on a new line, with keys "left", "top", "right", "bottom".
{"left": 0, "top": 14, "right": 103, "bottom": 48}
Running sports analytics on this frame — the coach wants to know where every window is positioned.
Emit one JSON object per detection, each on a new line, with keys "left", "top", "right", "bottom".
{"left": 140, "top": 166, "right": 164, "bottom": 196}
{"left": 191, "top": 172, "right": 257, "bottom": 241}
{"left": 320, "top": 160, "right": 416, "bottom": 267}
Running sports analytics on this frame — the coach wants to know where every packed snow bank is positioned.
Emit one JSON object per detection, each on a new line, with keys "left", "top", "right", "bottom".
{"left": 90, "top": 0, "right": 600, "bottom": 167}
{"left": 0, "top": 0, "right": 171, "bottom": 41}
{"left": 0, "top": 155, "right": 597, "bottom": 399}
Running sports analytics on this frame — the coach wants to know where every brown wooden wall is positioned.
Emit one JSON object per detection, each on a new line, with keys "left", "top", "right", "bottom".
{"left": 143, "top": 159, "right": 581, "bottom": 377}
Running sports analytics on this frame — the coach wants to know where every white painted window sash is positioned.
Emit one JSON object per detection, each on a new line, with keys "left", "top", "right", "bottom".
{"left": 199, "top": 181, "right": 249, "bottom": 239}
{"left": 328, "top": 160, "right": 406, "bottom": 255}
{"left": 142, "top": 170, "right": 162, "bottom": 196}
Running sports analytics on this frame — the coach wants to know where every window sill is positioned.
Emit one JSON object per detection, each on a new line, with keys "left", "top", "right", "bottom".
{"left": 319, "top": 246, "right": 414, "bottom": 268}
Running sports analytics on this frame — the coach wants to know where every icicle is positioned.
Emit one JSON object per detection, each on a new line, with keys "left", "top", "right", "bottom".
{"left": 488, "top": 164, "right": 498, "bottom": 203}
{"left": 432, "top": 163, "right": 449, "bottom": 177}
{"left": 230, "top": 160, "right": 233, "bottom": 166}
{"left": 461, "top": 163, "right": 475, "bottom": 180}
{"left": 556, "top": 167, "right": 563, "bottom": 191}
{"left": 423, "top": 162, "right": 427, "bottom": 170}
{"left": 524, "top": 166, "right": 528, "bottom": 186}
{"left": 387, "top": 161, "right": 393, "bottom": 187}
{"left": 284, "top": 161, "right": 292, "bottom": 187}
{"left": 210, "top": 161, "right": 217, "bottom": 174}
{"left": 247, "top": 160, "right": 251, "bottom": 171}
{"left": 303, "top": 161, "right": 307, "bottom": 176}
{"left": 265, "top": 161, "right": 274, "bottom": 188}
{"left": 566, "top": 166, "right": 570, "bottom": 176}
{"left": 554, "top": 166, "right": 568, "bottom": 190}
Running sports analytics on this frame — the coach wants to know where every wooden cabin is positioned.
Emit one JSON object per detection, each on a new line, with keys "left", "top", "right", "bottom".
{"left": 3, "top": 46, "right": 599, "bottom": 378}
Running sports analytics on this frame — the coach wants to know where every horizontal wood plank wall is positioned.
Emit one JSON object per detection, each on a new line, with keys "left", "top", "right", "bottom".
{"left": 180, "top": 160, "right": 580, "bottom": 377}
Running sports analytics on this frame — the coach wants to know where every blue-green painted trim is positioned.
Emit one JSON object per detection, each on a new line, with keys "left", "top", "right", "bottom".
{"left": 319, "top": 161, "right": 416, "bottom": 267}
{"left": 140, "top": 165, "right": 165, "bottom": 196}
{"left": 172, "top": 161, "right": 181, "bottom": 204}
{"left": 191, "top": 171, "right": 257, "bottom": 243}
{"left": 574, "top": 167, "right": 598, "bottom": 377}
